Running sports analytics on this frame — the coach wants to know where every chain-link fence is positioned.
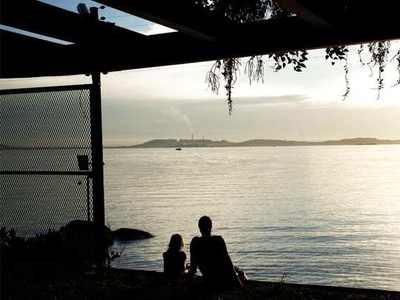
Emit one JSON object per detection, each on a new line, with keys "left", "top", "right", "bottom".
{"left": 0, "top": 85, "right": 94, "bottom": 236}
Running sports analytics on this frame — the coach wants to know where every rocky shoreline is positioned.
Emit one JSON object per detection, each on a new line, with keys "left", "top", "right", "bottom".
{"left": 2, "top": 225, "right": 399, "bottom": 299}
{"left": 3, "top": 262, "right": 400, "bottom": 300}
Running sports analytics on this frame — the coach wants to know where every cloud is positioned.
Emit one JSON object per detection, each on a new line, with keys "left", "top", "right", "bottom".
{"left": 232, "top": 94, "right": 309, "bottom": 106}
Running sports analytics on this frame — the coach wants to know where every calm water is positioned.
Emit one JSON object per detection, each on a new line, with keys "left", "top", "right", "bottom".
{"left": 104, "top": 145, "right": 400, "bottom": 291}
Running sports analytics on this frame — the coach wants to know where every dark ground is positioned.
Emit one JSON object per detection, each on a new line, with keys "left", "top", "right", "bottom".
{"left": 2, "top": 261, "right": 400, "bottom": 300}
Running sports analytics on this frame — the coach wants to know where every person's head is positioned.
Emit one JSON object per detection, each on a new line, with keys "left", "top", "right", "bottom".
{"left": 198, "top": 215, "right": 212, "bottom": 236}
{"left": 168, "top": 233, "right": 184, "bottom": 252}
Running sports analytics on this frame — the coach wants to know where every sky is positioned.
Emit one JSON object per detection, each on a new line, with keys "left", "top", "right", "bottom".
{"left": 1, "top": 1, "right": 400, "bottom": 146}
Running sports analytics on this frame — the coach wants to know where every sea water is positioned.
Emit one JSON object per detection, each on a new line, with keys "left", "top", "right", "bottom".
{"left": 103, "top": 145, "right": 400, "bottom": 291}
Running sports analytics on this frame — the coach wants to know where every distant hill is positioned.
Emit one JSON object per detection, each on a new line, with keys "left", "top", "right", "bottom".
{"left": 124, "top": 139, "right": 234, "bottom": 148}
{"left": 318, "top": 137, "right": 400, "bottom": 145}
{"left": 117, "top": 137, "right": 400, "bottom": 148}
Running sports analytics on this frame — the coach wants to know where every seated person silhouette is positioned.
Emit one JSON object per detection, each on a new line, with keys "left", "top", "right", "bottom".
{"left": 189, "top": 216, "right": 244, "bottom": 289}
{"left": 163, "top": 233, "right": 188, "bottom": 280}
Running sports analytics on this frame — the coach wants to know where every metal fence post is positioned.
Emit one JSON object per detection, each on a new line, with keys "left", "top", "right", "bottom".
{"left": 90, "top": 71, "right": 105, "bottom": 228}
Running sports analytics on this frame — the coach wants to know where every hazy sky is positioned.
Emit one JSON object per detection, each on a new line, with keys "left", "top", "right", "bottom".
{"left": 1, "top": 1, "right": 400, "bottom": 146}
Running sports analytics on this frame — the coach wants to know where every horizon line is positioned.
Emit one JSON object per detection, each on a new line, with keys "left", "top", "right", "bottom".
{"left": 104, "top": 136, "right": 400, "bottom": 148}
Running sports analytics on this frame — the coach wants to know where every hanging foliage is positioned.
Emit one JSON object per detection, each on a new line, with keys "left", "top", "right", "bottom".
{"left": 325, "top": 46, "right": 350, "bottom": 100}
{"left": 392, "top": 49, "right": 400, "bottom": 87}
{"left": 244, "top": 55, "right": 264, "bottom": 84}
{"left": 361, "top": 41, "right": 391, "bottom": 99}
{"left": 270, "top": 50, "right": 308, "bottom": 72}
{"left": 196, "top": 0, "right": 399, "bottom": 113}
{"left": 206, "top": 58, "right": 241, "bottom": 115}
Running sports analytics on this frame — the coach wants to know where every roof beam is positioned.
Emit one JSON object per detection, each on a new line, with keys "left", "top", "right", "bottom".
{"left": 94, "top": 0, "right": 233, "bottom": 41}
{"left": 3, "top": 13, "right": 400, "bottom": 79}
{"left": 275, "top": 0, "right": 400, "bottom": 29}
{"left": 1, "top": 0, "right": 85, "bottom": 43}
{"left": 0, "top": 0, "right": 146, "bottom": 45}
{"left": 119, "top": 16, "right": 400, "bottom": 70}
{"left": 274, "top": 0, "right": 333, "bottom": 27}
{"left": 2, "top": 4, "right": 400, "bottom": 79}
{"left": 0, "top": 30, "right": 86, "bottom": 78}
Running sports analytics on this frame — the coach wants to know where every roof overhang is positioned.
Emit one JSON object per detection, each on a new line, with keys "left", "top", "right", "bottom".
{"left": 1, "top": 0, "right": 400, "bottom": 78}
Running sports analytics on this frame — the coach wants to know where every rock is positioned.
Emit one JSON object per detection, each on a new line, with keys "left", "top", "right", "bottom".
{"left": 61, "top": 220, "right": 114, "bottom": 248}
{"left": 112, "top": 228, "right": 154, "bottom": 241}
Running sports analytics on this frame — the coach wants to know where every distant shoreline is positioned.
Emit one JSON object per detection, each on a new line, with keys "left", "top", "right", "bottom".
{"left": 3, "top": 138, "right": 400, "bottom": 150}
{"left": 106, "top": 137, "right": 400, "bottom": 149}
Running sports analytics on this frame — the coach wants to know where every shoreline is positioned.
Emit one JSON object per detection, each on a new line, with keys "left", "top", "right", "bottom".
{"left": 107, "top": 137, "right": 400, "bottom": 149}
{"left": 4, "top": 262, "right": 400, "bottom": 299}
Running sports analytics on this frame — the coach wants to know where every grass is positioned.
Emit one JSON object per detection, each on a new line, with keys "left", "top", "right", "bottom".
{"left": 3, "top": 261, "right": 400, "bottom": 300}
{"left": 2, "top": 228, "right": 399, "bottom": 299}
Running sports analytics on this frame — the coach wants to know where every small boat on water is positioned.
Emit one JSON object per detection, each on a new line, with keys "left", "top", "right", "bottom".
{"left": 175, "top": 147, "right": 182, "bottom": 151}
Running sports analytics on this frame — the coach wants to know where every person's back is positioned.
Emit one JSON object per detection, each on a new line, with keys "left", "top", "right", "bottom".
{"left": 163, "top": 249, "right": 187, "bottom": 278}
{"left": 163, "top": 234, "right": 187, "bottom": 280}
{"left": 189, "top": 216, "right": 242, "bottom": 289}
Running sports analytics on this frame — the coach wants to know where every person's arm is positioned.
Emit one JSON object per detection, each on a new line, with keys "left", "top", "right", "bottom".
{"left": 216, "top": 236, "right": 230, "bottom": 261}
{"left": 182, "top": 252, "right": 188, "bottom": 273}
{"left": 218, "top": 236, "right": 244, "bottom": 286}
{"left": 163, "top": 252, "right": 167, "bottom": 273}
{"left": 189, "top": 237, "right": 198, "bottom": 276}
{"left": 221, "top": 237, "right": 238, "bottom": 270}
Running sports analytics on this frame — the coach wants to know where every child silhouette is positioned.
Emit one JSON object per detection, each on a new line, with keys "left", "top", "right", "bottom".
{"left": 163, "top": 233, "right": 188, "bottom": 279}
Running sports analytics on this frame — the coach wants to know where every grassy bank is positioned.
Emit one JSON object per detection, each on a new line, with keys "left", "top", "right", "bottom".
{"left": 2, "top": 228, "right": 399, "bottom": 299}
{"left": 3, "top": 262, "right": 400, "bottom": 300}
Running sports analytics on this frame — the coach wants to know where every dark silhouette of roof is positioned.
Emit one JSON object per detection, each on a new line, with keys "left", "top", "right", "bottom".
{"left": 1, "top": 0, "right": 399, "bottom": 78}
